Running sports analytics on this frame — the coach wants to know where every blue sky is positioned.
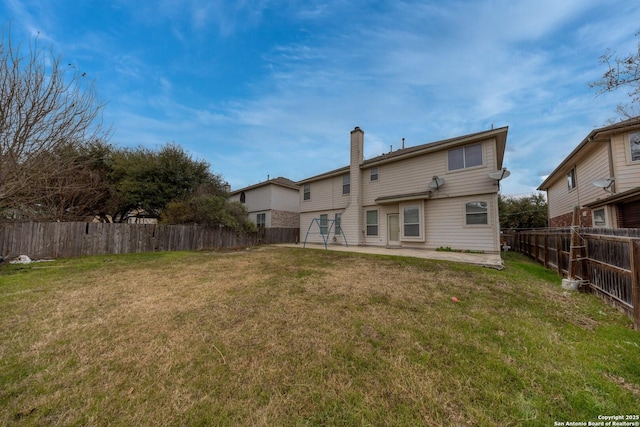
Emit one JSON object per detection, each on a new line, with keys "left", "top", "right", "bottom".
{"left": 2, "top": 0, "right": 639, "bottom": 196}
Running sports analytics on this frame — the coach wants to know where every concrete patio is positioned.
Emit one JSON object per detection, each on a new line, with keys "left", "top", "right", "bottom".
{"left": 278, "top": 243, "right": 504, "bottom": 269}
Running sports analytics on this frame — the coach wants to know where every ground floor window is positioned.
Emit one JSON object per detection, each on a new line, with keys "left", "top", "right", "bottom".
{"left": 593, "top": 208, "right": 606, "bottom": 226}
{"left": 403, "top": 207, "right": 420, "bottom": 236}
{"left": 400, "top": 202, "right": 424, "bottom": 241}
{"left": 335, "top": 213, "right": 341, "bottom": 235}
{"left": 366, "top": 210, "right": 378, "bottom": 236}
{"left": 319, "top": 214, "right": 328, "bottom": 234}
{"left": 465, "top": 201, "right": 488, "bottom": 225}
{"left": 256, "top": 213, "right": 266, "bottom": 228}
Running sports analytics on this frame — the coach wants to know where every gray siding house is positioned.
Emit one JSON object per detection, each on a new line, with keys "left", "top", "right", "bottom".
{"left": 228, "top": 177, "right": 300, "bottom": 228}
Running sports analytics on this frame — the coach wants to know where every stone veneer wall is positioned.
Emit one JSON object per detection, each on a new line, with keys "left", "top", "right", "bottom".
{"left": 271, "top": 209, "right": 300, "bottom": 228}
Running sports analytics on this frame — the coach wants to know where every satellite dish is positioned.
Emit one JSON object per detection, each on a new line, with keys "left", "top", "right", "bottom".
{"left": 593, "top": 177, "right": 615, "bottom": 194}
{"left": 428, "top": 176, "right": 445, "bottom": 190}
{"left": 593, "top": 177, "right": 614, "bottom": 188}
{"left": 488, "top": 168, "right": 510, "bottom": 180}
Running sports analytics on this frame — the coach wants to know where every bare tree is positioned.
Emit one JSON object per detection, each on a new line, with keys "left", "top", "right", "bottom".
{"left": 19, "top": 141, "right": 112, "bottom": 221}
{"left": 0, "top": 26, "right": 109, "bottom": 218}
{"left": 590, "top": 32, "right": 640, "bottom": 119}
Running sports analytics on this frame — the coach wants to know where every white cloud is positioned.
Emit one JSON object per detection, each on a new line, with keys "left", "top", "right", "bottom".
{"left": 7, "top": 0, "right": 638, "bottom": 194}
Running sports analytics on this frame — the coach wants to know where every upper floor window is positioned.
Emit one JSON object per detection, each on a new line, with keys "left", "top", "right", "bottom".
{"left": 240, "top": 192, "right": 246, "bottom": 203}
{"left": 567, "top": 168, "right": 576, "bottom": 191}
{"left": 448, "top": 143, "right": 482, "bottom": 171}
{"left": 465, "top": 202, "right": 488, "bottom": 225}
{"left": 303, "top": 184, "right": 310, "bottom": 200}
{"left": 342, "top": 174, "right": 350, "bottom": 194}
{"left": 630, "top": 131, "right": 640, "bottom": 162}
{"left": 370, "top": 167, "right": 379, "bottom": 181}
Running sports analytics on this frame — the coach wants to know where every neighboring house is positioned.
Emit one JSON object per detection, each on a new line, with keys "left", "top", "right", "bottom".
{"left": 298, "top": 126, "right": 509, "bottom": 253}
{"left": 537, "top": 116, "right": 640, "bottom": 228}
{"left": 228, "top": 177, "right": 300, "bottom": 228}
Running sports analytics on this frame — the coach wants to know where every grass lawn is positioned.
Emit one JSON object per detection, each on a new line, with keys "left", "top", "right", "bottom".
{"left": 1, "top": 247, "right": 639, "bottom": 426}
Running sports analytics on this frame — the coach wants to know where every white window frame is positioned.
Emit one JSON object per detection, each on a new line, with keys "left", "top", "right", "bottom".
{"left": 447, "top": 143, "right": 483, "bottom": 171}
{"left": 370, "top": 167, "right": 379, "bottom": 181}
{"left": 400, "top": 201, "right": 425, "bottom": 242}
{"left": 465, "top": 201, "right": 489, "bottom": 226}
{"left": 567, "top": 168, "right": 576, "bottom": 191}
{"left": 593, "top": 208, "right": 606, "bottom": 226}
{"left": 319, "top": 214, "right": 328, "bottom": 235}
{"left": 303, "top": 184, "right": 310, "bottom": 201}
{"left": 256, "top": 213, "right": 266, "bottom": 228}
{"left": 366, "top": 210, "right": 378, "bottom": 236}
{"left": 342, "top": 174, "right": 350, "bottom": 195}
{"left": 334, "top": 213, "right": 341, "bottom": 235}
{"left": 629, "top": 131, "right": 640, "bottom": 163}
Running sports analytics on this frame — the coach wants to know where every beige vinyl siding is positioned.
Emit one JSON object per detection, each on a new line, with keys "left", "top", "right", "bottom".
{"left": 300, "top": 211, "right": 347, "bottom": 245}
{"left": 422, "top": 194, "right": 499, "bottom": 253}
{"left": 362, "top": 205, "right": 397, "bottom": 246}
{"left": 611, "top": 132, "right": 640, "bottom": 193}
{"left": 300, "top": 175, "right": 349, "bottom": 213}
{"left": 239, "top": 186, "right": 271, "bottom": 214}
{"left": 547, "top": 142, "right": 612, "bottom": 219}
{"left": 270, "top": 186, "right": 300, "bottom": 212}
{"left": 248, "top": 211, "right": 270, "bottom": 227}
{"left": 574, "top": 142, "right": 610, "bottom": 205}
{"left": 547, "top": 175, "right": 579, "bottom": 219}
{"left": 361, "top": 139, "right": 498, "bottom": 206}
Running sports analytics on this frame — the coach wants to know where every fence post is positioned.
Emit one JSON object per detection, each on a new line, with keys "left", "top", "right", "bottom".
{"left": 543, "top": 233, "right": 549, "bottom": 268}
{"left": 556, "top": 233, "right": 563, "bottom": 277}
{"left": 630, "top": 239, "right": 640, "bottom": 331}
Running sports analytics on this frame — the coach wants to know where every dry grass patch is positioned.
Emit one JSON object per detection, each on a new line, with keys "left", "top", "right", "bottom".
{"left": 1, "top": 248, "right": 639, "bottom": 426}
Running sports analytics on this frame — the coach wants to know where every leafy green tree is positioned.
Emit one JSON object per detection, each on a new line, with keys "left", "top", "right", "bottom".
{"left": 161, "top": 196, "right": 255, "bottom": 232}
{"left": 106, "top": 143, "right": 222, "bottom": 221}
{"left": 499, "top": 193, "right": 548, "bottom": 229}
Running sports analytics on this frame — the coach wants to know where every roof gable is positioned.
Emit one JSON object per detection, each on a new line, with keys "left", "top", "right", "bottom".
{"left": 229, "top": 176, "right": 298, "bottom": 195}
{"left": 298, "top": 126, "right": 508, "bottom": 184}
{"left": 538, "top": 116, "right": 640, "bottom": 191}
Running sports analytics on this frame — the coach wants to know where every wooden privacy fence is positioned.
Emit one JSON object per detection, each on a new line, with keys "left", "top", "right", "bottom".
{"left": 0, "top": 222, "right": 300, "bottom": 259}
{"left": 506, "top": 228, "right": 640, "bottom": 329}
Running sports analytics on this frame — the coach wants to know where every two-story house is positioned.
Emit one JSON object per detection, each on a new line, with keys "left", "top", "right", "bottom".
{"left": 537, "top": 116, "right": 640, "bottom": 228}
{"left": 228, "top": 177, "right": 300, "bottom": 228}
{"left": 298, "top": 126, "right": 509, "bottom": 253}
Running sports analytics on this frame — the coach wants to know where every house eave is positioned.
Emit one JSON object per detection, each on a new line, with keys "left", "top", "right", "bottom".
{"left": 229, "top": 177, "right": 298, "bottom": 195}
{"left": 362, "top": 127, "right": 508, "bottom": 169}
{"left": 584, "top": 186, "right": 640, "bottom": 208}
{"left": 538, "top": 116, "right": 640, "bottom": 191}
{"left": 296, "top": 166, "right": 350, "bottom": 185}
{"left": 375, "top": 191, "right": 432, "bottom": 204}
{"left": 296, "top": 127, "right": 509, "bottom": 184}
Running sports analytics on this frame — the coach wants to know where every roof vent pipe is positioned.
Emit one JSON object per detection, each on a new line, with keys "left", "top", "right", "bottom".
{"left": 402, "top": 138, "right": 405, "bottom": 149}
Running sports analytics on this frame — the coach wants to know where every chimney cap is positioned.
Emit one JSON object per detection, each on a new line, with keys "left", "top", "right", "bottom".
{"left": 352, "top": 126, "right": 362, "bottom": 132}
